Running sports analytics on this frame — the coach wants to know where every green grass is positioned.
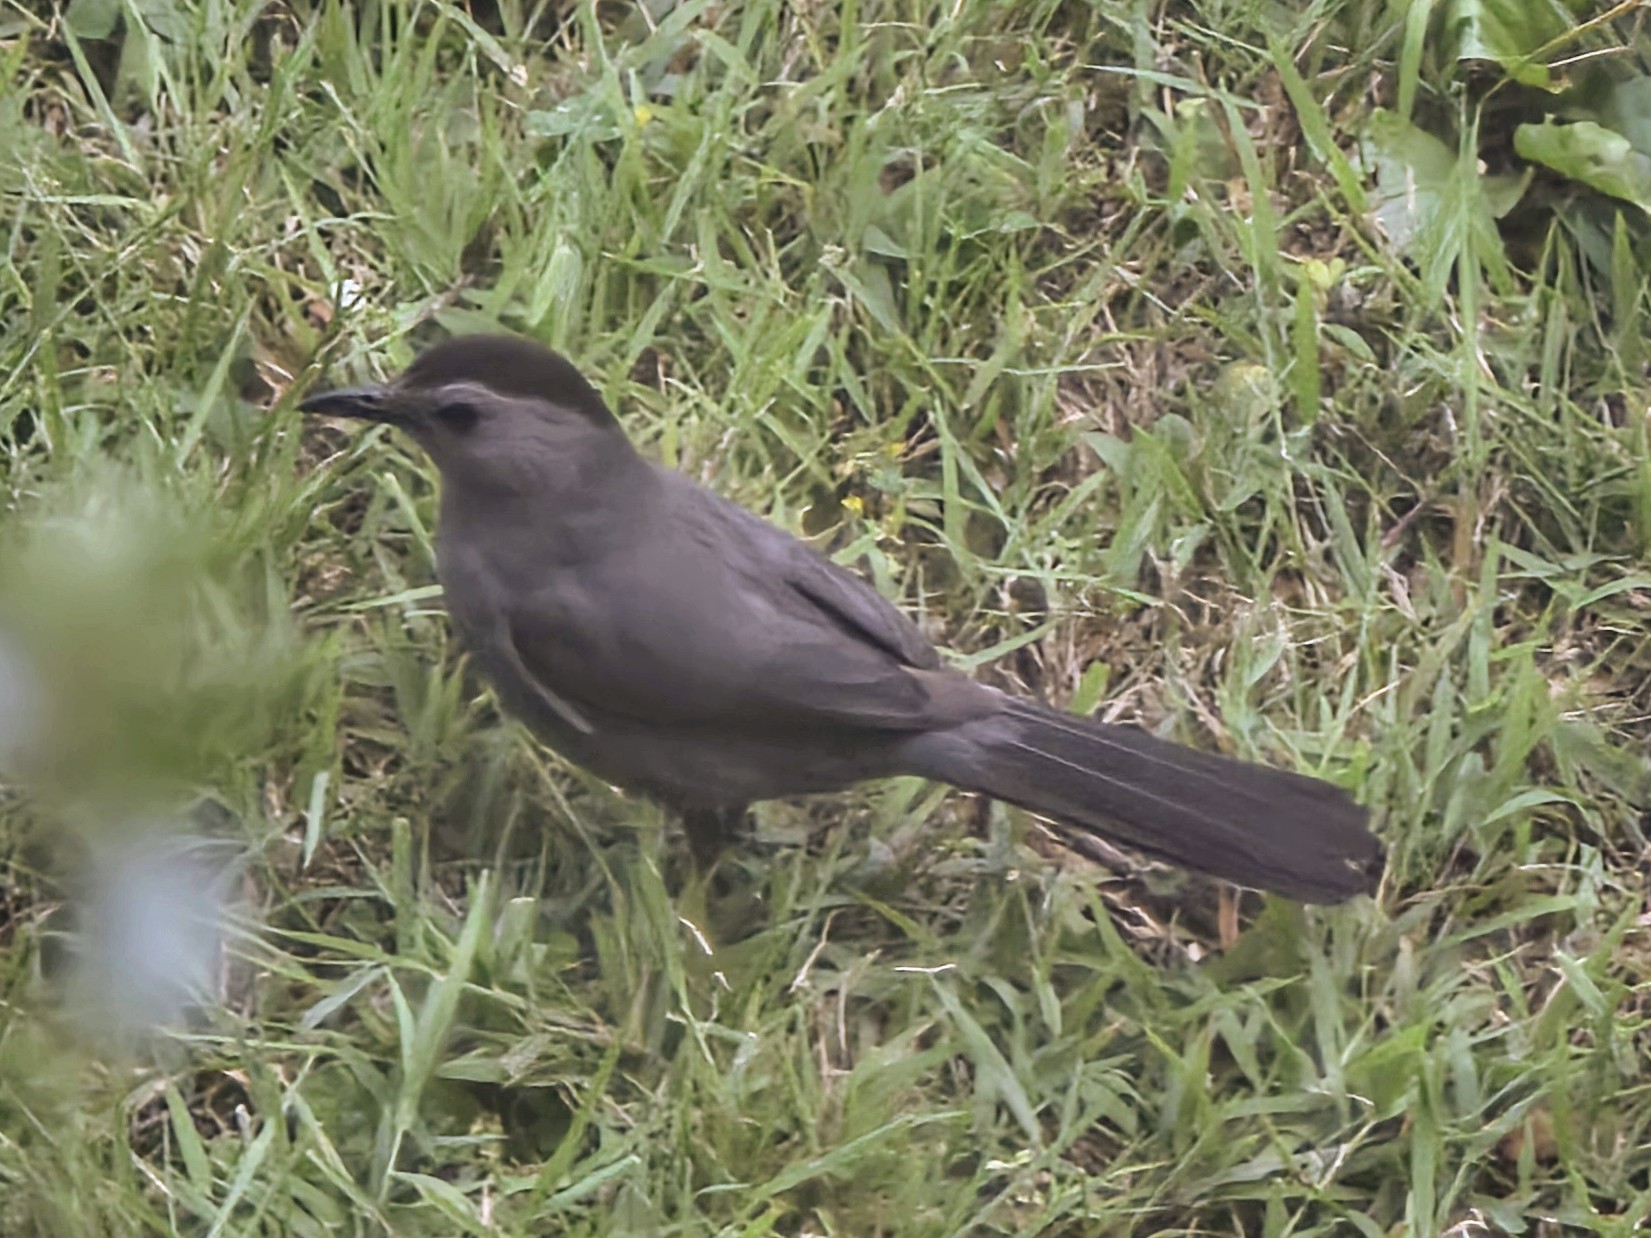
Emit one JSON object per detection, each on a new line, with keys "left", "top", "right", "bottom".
{"left": 3, "top": 0, "right": 1650, "bottom": 1233}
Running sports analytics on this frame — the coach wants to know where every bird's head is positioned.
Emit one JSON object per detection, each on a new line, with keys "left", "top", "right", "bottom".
{"left": 300, "top": 335, "right": 631, "bottom": 493}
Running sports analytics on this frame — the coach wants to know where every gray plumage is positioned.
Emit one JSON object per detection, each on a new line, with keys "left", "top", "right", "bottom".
{"left": 302, "top": 334, "right": 1383, "bottom": 902}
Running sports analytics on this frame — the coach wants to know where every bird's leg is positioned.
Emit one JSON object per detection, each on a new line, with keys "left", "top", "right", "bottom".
{"left": 679, "top": 804, "right": 748, "bottom": 870}
{"left": 677, "top": 803, "right": 774, "bottom": 948}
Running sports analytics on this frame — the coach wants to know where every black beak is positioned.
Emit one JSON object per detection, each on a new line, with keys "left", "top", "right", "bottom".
{"left": 298, "top": 385, "right": 396, "bottom": 423}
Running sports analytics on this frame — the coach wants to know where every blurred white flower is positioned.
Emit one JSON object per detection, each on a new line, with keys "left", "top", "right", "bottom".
{"left": 63, "top": 830, "right": 237, "bottom": 1044}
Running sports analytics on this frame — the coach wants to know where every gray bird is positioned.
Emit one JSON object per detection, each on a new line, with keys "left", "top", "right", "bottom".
{"left": 301, "top": 335, "right": 1382, "bottom": 902}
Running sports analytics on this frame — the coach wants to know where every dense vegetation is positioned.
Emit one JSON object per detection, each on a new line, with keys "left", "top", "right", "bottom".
{"left": 2, "top": 1, "right": 1648, "bottom": 1233}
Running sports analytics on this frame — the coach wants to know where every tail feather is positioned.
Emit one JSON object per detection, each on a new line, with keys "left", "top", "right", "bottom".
{"left": 906, "top": 698, "right": 1382, "bottom": 903}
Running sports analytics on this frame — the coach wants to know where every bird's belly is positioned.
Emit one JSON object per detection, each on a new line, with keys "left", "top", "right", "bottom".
{"left": 483, "top": 670, "right": 904, "bottom": 808}
{"left": 598, "top": 721, "right": 908, "bottom": 807}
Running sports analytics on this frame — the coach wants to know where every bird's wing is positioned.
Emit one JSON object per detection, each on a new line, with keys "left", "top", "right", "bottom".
{"left": 486, "top": 612, "right": 595, "bottom": 735}
{"left": 501, "top": 502, "right": 963, "bottom": 733}
{"left": 780, "top": 540, "right": 942, "bottom": 672}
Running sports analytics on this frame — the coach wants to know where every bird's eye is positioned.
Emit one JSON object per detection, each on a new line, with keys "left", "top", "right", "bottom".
{"left": 440, "top": 401, "right": 480, "bottom": 431}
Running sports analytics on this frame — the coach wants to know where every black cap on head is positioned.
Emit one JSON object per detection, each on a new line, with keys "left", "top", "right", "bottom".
{"left": 402, "top": 335, "right": 619, "bottom": 428}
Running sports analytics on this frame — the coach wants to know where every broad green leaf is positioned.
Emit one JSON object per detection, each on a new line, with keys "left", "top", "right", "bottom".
{"left": 1515, "top": 120, "right": 1651, "bottom": 210}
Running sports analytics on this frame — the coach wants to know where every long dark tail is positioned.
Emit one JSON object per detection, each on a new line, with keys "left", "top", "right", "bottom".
{"left": 903, "top": 698, "right": 1383, "bottom": 903}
